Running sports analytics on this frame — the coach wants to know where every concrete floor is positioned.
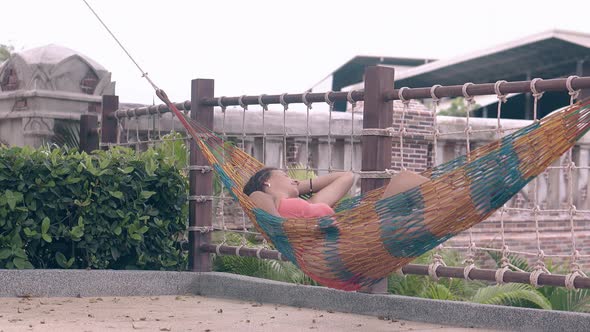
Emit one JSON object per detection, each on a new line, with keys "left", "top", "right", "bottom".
{"left": 0, "top": 295, "right": 496, "bottom": 332}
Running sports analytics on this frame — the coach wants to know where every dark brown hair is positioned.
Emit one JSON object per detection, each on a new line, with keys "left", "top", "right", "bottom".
{"left": 243, "top": 167, "right": 276, "bottom": 196}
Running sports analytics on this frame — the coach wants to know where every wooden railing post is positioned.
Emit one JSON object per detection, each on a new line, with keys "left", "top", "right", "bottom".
{"left": 189, "top": 79, "right": 214, "bottom": 272}
{"left": 361, "top": 66, "right": 395, "bottom": 293}
{"left": 100, "top": 95, "right": 119, "bottom": 149}
{"left": 79, "top": 113, "right": 99, "bottom": 153}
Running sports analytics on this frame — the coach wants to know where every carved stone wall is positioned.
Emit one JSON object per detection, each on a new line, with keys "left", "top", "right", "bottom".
{"left": 0, "top": 44, "right": 115, "bottom": 147}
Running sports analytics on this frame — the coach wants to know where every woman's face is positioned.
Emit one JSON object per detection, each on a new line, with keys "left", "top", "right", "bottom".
{"left": 266, "top": 170, "right": 299, "bottom": 197}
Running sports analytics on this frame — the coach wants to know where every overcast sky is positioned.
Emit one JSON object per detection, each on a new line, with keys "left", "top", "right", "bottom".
{"left": 4, "top": 0, "right": 590, "bottom": 104}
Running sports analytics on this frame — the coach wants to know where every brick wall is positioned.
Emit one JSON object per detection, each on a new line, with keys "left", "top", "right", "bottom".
{"left": 390, "top": 100, "right": 434, "bottom": 172}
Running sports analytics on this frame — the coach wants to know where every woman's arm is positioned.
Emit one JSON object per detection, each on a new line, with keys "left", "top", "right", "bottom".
{"left": 298, "top": 172, "right": 354, "bottom": 207}
{"left": 249, "top": 191, "right": 281, "bottom": 217}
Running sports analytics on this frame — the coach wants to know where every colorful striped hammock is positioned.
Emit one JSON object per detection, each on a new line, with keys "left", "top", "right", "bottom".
{"left": 160, "top": 91, "right": 590, "bottom": 291}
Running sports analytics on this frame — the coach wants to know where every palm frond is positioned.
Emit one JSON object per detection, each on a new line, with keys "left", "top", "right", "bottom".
{"left": 420, "top": 283, "right": 456, "bottom": 301}
{"left": 471, "top": 283, "right": 551, "bottom": 310}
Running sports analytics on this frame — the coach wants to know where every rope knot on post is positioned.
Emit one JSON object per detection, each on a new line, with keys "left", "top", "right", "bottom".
{"left": 566, "top": 75, "right": 580, "bottom": 102}
{"left": 428, "top": 253, "right": 446, "bottom": 281}
{"left": 302, "top": 92, "right": 313, "bottom": 109}
{"left": 530, "top": 78, "right": 544, "bottom": 100}
{"left": 398, "top": 87, "right": 411, "bottom": 105}
{"left": 218, "top": 96, "right": 227, "bottom": 113}
{"left": 279, "top": 93, "right": 289, "bottom": 111}
{"left": 258, "top": 94, "right": 268, "bottom": 111}
{"left": 494, "top": 80, "right": 508, "bottom": 103}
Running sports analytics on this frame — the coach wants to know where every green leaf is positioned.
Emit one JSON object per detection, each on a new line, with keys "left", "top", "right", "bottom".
{"left": 23, "top": 228, "right": 37, "bottom": 237}
{"left": 472, "top": 284, "right": 552, "bottom": 310}
{"left": 121, "top": 166, "right": 134, "bottom": 174}
{"left": 4, "top": 190, "right": 23, "bottom": 211}
{"left": 74, "top": 199, "right": 91, "bottom": 207}
{"left": 55, "top": 252, "right": 71, "bottom": 268}
{"left": 41, "top": 217, "right": 50, "bottom": 234}
{"left": 42, "top": 233, "right": 52, "bottom": 243}
{"left": 70, "top": 226, "right": 84, "bottom": 239}
{"left": 111, "top": 247, "right": 120, "bottom": 260}
{"left": 0, "top": 248, "right": 12, "bottom": 259}
{"left": 130, "top": 233, "right": 142, "bottom": 241}
{"left": 13, "top": 257, "right": 29, "bottom": 269}
{"left": 138, "top": 226, "right": 149, "bottom": 234}
{"left": 114, "top": 226, "right": 122, "bottom": 236}
{"left": 140, "top": 191, "right": 156, "bottom": 199}
{"left": 65, "top": 177, "right": 82, "bottom": 184}
{"left": 11, "top": 233, "right": 22, "bottom": 247}
{"left": 109, "top": 191, "right": 124, "bottom": 199}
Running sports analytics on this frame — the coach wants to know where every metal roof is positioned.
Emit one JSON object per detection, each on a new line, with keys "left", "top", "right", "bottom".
{"left": 394, "top": 29, "right": 590, "bottom": 88}
{"left": 331, "top": 55, "right": 436, "bottom": 91}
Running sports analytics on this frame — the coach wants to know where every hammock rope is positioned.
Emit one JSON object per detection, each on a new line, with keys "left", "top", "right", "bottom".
{"left": 155, "top": 88, "right": 590, "bottom": 291}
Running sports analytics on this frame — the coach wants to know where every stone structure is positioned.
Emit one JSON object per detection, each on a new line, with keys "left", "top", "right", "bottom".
{"left": 0, "top": 44, "right": 115, "bottom": 147}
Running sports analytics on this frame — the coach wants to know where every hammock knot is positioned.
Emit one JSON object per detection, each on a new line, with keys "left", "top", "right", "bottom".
{"left": 428, "top": 255, "right": 446, "bottom": 281}
{"left": 495, "top": 266, "right": 510, "bottom": 285}
{"left": 302, "top": 92, "right": 313, "bottom": 109}
{"left": 530, "top": 78, "right": 544, "bottom": 100}
{"left": 324, "top": 92, "right": 335, "bottom": 106}
{"left": 258, "top": 94, "right": 269, "bottom": 111}
{"left": 529, "top": 265, "right": 550, "bottom": 288}
{"left": 279, "top": 93, "right": 289, "bottom": 111}
{"left": 462, "top": 82, "right": 475, "bottom": 104}
{"left": 430, "top": 84, "right": 442, "bottom": 106}
{"left": 494, "top": 80, "right": 508, "bottom": 103}
{"left": 217, "top": 96, "right": 227, "bottom": 112}
{"left": 565, "top": 269, "right": 587, "bottom": 290}
{"left": 398, "top": 87, "right": 411, "bottom": 104}
{"left": 346, "top": 90, "right": 359, "bottom": 111}
{"left": 567, "top": 75, "right": 580, "bottom": 101}
{"left": 238, "top": 95, "right": 248, "bottom": 110}
{"left": 463, "top": 263, "right": 476, "bottom": 281}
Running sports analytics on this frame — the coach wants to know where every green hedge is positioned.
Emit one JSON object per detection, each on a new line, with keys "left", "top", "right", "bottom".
{"left": 0, "top": 146, "right": 187, "bottom": 270}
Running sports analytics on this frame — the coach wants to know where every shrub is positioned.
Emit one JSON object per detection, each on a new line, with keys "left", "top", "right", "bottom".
{"left": 0, "top": 146, "right": 187, "bottom": 270}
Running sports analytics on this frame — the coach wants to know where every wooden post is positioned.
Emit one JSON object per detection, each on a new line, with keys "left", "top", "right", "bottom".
{"left": 189, "top": 79, "right": 214, "bottom": 272}
{"left": 100, "top": 95, "right": 119, "bottom": 149}
{"left": 361, "top": 66, "right": 395, "bottom": 293}
{"left": 79, "top": 113, "right": 99, "bottom": 153}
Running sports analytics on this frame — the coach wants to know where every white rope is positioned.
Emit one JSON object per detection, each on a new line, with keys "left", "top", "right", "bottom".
{"left": 428, "top": 246, "right": 446, "bottom": 281}
{"left": 398, "top": 87, "right": 410, "bottom": 171}
{"left": 280, "top": 93, "right": 289, "bottom": 169}
{"left": 303, "top": 92, "right": 312, "bottom": 172}
{"left": 348, "top": 90, "right": 357, "bottom": 171}
{"left": 259, "top": 94, "right": 268, "bottom": 164}
{"left": 325, "top": 92, "right": 335, "bottom": 172}
{"left": 430, "top": 85, "right": 441, "bottom": 168}
{"left": 530, "top": 78, "right": 543, "bottom": 122}
{"left": 567, "top": 75, "right": 580, "bottom": 104}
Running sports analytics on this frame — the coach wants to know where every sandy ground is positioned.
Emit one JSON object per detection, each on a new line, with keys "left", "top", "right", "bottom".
{"left": 0, "top": 295, "right": 496, "bottom": 332}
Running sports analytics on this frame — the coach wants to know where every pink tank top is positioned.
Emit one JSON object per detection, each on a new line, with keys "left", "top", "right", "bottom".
{"left": 277, "top": 198, "right": 335, "bottom": 218}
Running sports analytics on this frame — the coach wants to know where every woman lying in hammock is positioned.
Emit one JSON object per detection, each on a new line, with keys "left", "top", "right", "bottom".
{"left": 243, "top": 168, "right": 429, "bottom": 218}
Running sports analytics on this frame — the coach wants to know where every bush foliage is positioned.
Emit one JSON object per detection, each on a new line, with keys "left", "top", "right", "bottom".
{"left": 0, "top": 146, "right": 187, "bottom": 270}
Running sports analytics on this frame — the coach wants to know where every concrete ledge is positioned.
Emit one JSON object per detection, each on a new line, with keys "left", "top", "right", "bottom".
{"left": 0, "top": 269, "right": 196, "bottom": 297}
{"left": 2, "top": 270, "right": 590, "bottom": 331}
{"left": 196, "top": 272, "right": 590, "bottom": 331}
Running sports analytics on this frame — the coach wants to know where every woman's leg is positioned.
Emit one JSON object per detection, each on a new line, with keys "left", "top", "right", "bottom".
{"left": 381, "top": 170, "right": 429, "bottom": 199}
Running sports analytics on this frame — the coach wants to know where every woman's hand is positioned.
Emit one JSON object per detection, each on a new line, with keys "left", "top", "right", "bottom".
{"left": 299, "top": 172, "right": 354, "bottom": 207}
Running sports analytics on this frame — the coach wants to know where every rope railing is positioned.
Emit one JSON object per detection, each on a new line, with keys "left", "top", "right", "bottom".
{"left": 110, "top": 76, "right": 590, "bottom": 119}
{"left": 201, "top": 244, "right": 590, "bottom": 289}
